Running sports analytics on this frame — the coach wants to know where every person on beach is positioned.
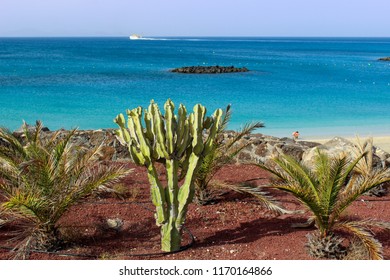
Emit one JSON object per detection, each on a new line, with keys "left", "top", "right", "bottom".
{"left": 292, "top": 131, "right": 300, "bottom": 141}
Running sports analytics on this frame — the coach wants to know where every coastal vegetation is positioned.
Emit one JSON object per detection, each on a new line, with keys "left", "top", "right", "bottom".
{"left": 114, "top": 99, "right": 223, "bottom": 252}
{"left": 193, "top": 105, "right": 265, "bottom": 205}
{"left": 0, "top": 118, "right": 389, "bottom": 260}
{"left": 257, "top": 146, "right": 390, "bottom": 259}
{"left": 0, "top": 121, "right": 130, "bottom": 259}
{"left": 190, "top": 105, "right": 289, "bottom": 215}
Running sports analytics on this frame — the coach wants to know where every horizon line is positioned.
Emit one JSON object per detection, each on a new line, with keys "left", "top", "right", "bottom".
{"left": 1, "top": 35, "right": 390, "bottom": 39}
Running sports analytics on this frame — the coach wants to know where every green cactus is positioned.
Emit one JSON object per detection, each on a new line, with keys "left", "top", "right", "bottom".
{"left": 114, "top": 99, "right": 222, "bottom": 252}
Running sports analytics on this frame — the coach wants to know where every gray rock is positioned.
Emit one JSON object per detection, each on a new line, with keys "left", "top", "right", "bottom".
{"left": 302, "top": 137, "right": 356, "bottom": 166}
{"left": 301, "top": 137, "right": 390, "bottom": 169}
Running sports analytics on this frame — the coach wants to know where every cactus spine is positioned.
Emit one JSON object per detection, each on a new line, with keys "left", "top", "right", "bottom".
{"left": 114, "top": 99, "right": 222, "bottom": 252}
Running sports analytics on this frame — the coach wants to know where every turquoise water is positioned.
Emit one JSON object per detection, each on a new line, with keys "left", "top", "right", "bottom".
{"left": 1, "top": 37, "right": 390, "bottom": 138}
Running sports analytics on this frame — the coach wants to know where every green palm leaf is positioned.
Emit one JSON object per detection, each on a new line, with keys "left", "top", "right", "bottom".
{"left": 273, "top": 155, "right": 319, "bottom": 199}
{"left": 214, "top": 181, "right": 295, "bottom": 215}
{"left": 2, "top": 191, "right": 48, "bottom": 222}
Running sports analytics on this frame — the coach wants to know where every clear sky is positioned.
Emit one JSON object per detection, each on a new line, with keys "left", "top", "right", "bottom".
{"left": 1, "top": 0, "right": 389, "bottom": 37}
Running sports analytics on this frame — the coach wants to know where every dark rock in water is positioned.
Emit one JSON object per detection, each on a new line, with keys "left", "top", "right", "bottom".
{"left": 171, "top": 65, "right": 249, "bottom": 74}
{"left": 378, "top": 57, "right": 390, "bottom": 61}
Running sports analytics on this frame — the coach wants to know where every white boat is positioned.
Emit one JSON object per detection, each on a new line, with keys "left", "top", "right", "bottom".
{"left": 129, "top": 34, "right": 142, "bottom": 40}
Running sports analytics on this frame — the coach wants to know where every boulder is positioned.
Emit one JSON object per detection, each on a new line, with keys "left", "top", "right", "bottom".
{"left": 302, "top": 137, "right": 356, "bottom": 166}
{"left": 302, "top": 137, "right": 390, "bottom": 168}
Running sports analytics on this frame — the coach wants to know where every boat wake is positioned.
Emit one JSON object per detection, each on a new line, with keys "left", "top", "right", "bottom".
{"left": 130, "top": 37, "right": 204, "bottom": 41}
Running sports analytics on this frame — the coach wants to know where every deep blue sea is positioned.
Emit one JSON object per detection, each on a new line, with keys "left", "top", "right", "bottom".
{"left": 1, "top": 37, "right": 390, "bottom": 138}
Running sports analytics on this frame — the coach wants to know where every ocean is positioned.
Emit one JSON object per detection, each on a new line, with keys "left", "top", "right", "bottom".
{"left": 0, "top": 37, "right": 389, "bottom": 138}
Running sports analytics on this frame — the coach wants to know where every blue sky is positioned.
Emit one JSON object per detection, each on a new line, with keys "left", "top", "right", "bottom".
{"left": 1, "top": 0, "right": 389, "bottom": 37}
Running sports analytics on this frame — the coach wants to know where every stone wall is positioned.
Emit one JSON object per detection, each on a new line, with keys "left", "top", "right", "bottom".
{"left": 9, "top": 128, "right": 390, "bottom": 167}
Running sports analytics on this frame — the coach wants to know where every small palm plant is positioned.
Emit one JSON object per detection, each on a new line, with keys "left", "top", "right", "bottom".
{"left": 0, "top": 121, "right": 130, "bottom": 258}
{"left": 258, "top": 148, "right": 390, "bottom": 259}
{"left": 193, "top": 105, "right": 265, "bottom": 205}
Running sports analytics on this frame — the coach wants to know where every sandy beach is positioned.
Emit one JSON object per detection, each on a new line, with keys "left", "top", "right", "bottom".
{"left": 304, "top": 135, "right": 390, "bottom": 153}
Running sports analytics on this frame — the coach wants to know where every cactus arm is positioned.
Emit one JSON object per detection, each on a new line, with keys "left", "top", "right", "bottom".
{"left": 175, "top": 104, "right": 187, "bottom": 152}
{"left": 114, "top": 113, "right": 131, "bottom": 144}
{"left": 129, "top": 108, "right": 152, "bottom": 165}
{"left": 126, "top": 109, "right": 138, "bottom": 140}
{"left": 164, "top": 99, "right": 176, "bottom": 155}
{"left": 151, "top": 103, "right": 169, "bottom": 159}
{"left": 178, "top": 146, "right": 192, "bottom": 180}
{"left": 114, "top": 112, "right": 126, "bottom": 128}
{"left": 176, "top": 152, "right": 200, "bottom": 227}
{"left": 129, "top": 141, "right": 146, "bottom": 165}
{"left": 176, "top": 119, "right": 190, "bottom": 158}
{"left": 146, "top": 164, "right": 168, "bottom": 225}
{"left": 166, "top": 159, "right": 179, "bottom": 226}
{"left": 166, "top": 159, "right": 179, "bottom": 209}
{"left": 114, "top": 113, "right": 145, "bottom": 165}
{"left": 191, "top": 105, "right": 206, "bottom": 155}
{"left": 144, "top": 109, "right": 154, "bottom": 142}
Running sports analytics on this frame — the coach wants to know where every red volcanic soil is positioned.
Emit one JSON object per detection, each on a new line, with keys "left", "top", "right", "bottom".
{"left": 1, "top": 163, "right": 389, "bottom": 260}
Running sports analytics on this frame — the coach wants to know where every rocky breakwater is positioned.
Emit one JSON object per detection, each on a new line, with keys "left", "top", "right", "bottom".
{"left": 11, "top": 126, "right": 130, "bottom": 161}
{"left": 171, "top": 65, "right": 249, "bottom": 74}
{"left": 236, "top": 134, "right": 389, "bottom": 167}
{"left": 226, "top": 132, "right": 321, "bottom": 164}
{"left": 7, "top": 126, "right": 390, "bottom": 170}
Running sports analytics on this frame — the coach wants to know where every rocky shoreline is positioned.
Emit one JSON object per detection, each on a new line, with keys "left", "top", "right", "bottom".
{"left": 9, "top": 127, "right": 390, "bottom": 168}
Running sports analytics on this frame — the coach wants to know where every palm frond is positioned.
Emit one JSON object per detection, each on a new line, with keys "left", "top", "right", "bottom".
{"left": 0, "top": 206, "right": 12, "bottom": 227}
{"left": 51, "top": 164, "right": 131, "bottom": 223}
{"left": 335, "top": 170, "right": 390, "bottom": 220}
{"left": 2, "top": 190, "right": 47, "bottom": 222}
{"left": 49, "top": 128, "right": 77, "bottom": 173}
{"left": 335, "top": 220, "right": 384, "bottom": 260}
{"left": 258, "top": 158, "right": 324, "bottom": 219}
{"left": 270, "top": 154, "right": 319, "bottom": 202}
{"left": 320, "top": 154, "right": 351, "bottom": 224}
{"left": 22, "top": 120, "right": 41, "bottom": 144}
{"left": 215, "top": 181, "right": 296, "bottom": 215}
{"left": 0, "top": 127, "right": 28, "bottom": 160}
{"left": 353, "top": 137, "right": 374, "bottom": 175}
{"left": 272, "top": 182, "right": 326, "bottom": 228}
